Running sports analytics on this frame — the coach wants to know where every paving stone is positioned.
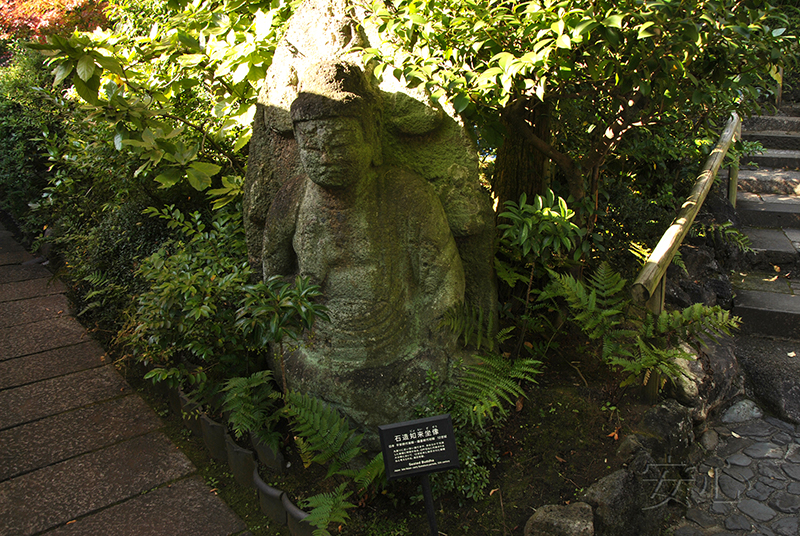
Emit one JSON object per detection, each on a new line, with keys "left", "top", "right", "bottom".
{"left": 0, "top": 433, "right": 195, "bottom": 536}
{"left": 722, "top": 400, "right": 764, "bottom": 423}
{"left": 719, "top": 474, "right": 748, "bottom": 499}
{"left": 772, "top": 432, "right": 794, "bottom": 445}
{"left": 769, "top": 491, "right": 800, "bottom": 513}
{"left": 0, "top": 294, "right": 71, "bottom": 329}
{"left": 44, "top": 477, "right": 245, "bottom": 536}
{"left": 723, "top": 464, "right": 756, "bottom": 483}
{"left": 0, "top": 277, "right": 65, "bottom": 303}
{"left": 0, "top": 366, "right": 131, "bottom": 430}
{"left": 759, "top": 475, "right": 788, "bottom": 490}
{"left": 0, "top": 250, "right": 34, "bottom": 266}
{"left": 787, "top": 444, "right": 800, "bottom": 463}
{"left": 701, "top": 429, "right": 720, "bottom": 451}
{"left": 673, "top": 525, "right": 704, "bottom": 536}
{"left": 754, "top": 524, "right": 778, "bottom": 536}
{"left": 0, "top": 395, "right": 161, "bottom": 481}
{"left": 725, "top": 514, "right": 753, "bottom": 530}
{"left": 727, "top": 453, "right": 754, "bottom": 467}
{"left": 783, "top": 462, "right": 800, "bottom": 481}
{"left": 747, "top": 481, "right": 775, "bottom": 501}
{"left": 0, "top": 263, "right": 51, "bottom": 284}
{"left": 711, "top": 500, "right": 734, "bottom": 515}
{"left": 745, "top": 443, "right": 786, "bottom": 459}
{"left": 738, "top": 498, "right": 778, "bottom": 522}
{"left": 734, "top": 421, "right": 779, "bottom": 439}
{"left": 772, "top": 516, "right": 800, "bottom": 536}
{"left": 788, "top": 482, "right": 800, "bottom": 494}
{"left": 760, "top": 462, "right": 789, "bottom": 481}
{"left": 686, "top": 507, "right": 719, "bottom": 528}
{"left": 0, "top": 341, "right": 106, "bottom": 390}
{"left": 0, "top": 316, "right": 89, "bottom": 361}
{"left": 718, "top": 437, "right": 756, "bottom": 458}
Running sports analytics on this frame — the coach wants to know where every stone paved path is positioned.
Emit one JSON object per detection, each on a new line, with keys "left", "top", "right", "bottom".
{"left": 0, "top": 221, "right": 248, "bottom": 536}
{"left": 671, "top": 399, "right": 800, "bottom": 536}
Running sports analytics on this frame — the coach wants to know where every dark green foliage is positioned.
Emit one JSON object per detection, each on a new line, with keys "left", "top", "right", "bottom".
{"left": 284, "top": 391, "right": 366, "bottom": 479}
{"left": 691, "top": 221, "right": 753, "bottom": 254}
{"left": 544, "top": 262, "right": 741, "bottom": 387}
{"left": 440, "top": 301, "right": 496, "bottom": 351}
{"left": 302, "top": 483, "right": 355, "bottom": 536}
{"left": 222, "top": 370, "right": 281, "bottom": 449}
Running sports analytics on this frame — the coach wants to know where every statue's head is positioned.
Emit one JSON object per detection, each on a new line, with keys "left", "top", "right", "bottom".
{"left": 291, "top": 62, "right": 381, "bottom": 188}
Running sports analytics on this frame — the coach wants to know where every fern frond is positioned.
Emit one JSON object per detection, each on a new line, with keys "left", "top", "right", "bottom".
{"left": 440, "top": 301, "right": 496, "bottom": 351}
{"left": 353, "top": 453, "right": 386, "bottom": 491}
{"left": 284, "top": 391, "right": 365, "bottom": 477}
{"left": 450, "top": 354, "right": 542, "bottom": 427}
{"left": 302, "top": 483, "right": 355, "bottom": 536}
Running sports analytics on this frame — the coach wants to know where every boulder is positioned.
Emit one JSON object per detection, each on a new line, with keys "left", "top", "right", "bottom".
{"left": 524, "top": 502, "right": 594, "bottom": 536}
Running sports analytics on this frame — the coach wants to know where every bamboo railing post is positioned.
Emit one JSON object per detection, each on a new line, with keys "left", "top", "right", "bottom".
{"left": 631, "top": 113, "right": 741, "bottom": 305}
{"left": 728, "top": 121, "right": 741, "bottom": 208}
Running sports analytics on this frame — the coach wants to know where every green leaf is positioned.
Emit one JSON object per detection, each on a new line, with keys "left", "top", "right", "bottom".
{"left": 556, "top": 34, "right": 571, "bottom": 49}
{"left": 52, "top": 62, "right": 74, "bottom": 87}
{"left": 77, "top": 55, "right": 96, "bottom": 82}
{"left": 603, "top": 14, "right": 624, "bottom": 29}
{"left": 636, "top": 21, "right": 657, "bottom": 40}
{"left": 453, "top": 93, "right": 470, "bottom": 113}
{"left": 73, "top": 74, "right": 101, "bottom": 105}
{"left": 190, "top": 161, "right": 222, "bottom": 177}
{"left": 155, "top": 167, "right": 183, "bottom": 188}
{"left": 186, "top": 167, "right": 212, "bottom": 190}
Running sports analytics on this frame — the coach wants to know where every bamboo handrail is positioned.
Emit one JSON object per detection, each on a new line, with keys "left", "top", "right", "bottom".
{"left": 631, "top": 113, "right": 741, "bottom": 306}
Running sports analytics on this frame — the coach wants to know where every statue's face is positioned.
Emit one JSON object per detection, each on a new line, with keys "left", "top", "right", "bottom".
{"left": 295, "top": 117, "right": 373, "bottom": 188}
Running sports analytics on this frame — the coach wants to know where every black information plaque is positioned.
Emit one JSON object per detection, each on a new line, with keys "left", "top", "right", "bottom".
{"left": 378, "top": 414, "right": 459, "bottom": 481}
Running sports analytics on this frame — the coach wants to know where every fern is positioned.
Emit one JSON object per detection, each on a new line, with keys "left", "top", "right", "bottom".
{"left": 450, "top": 353, "right": 542, "bottom": 427}
{"left": 301, "top": 483, "right": 355, "bottom": 536}
{"left": 352, "top": 453, "right": 385, "bottom": 490}
{"left": 546, "top": 262, "right": 740, "bottom": 391}
{"left": 222, "top": 371, "right": 282, "bottom": 450}
{"left": 440, "top": 301, "right": 496, "bottom": 351}
{"left": 284, "top": 391, "right": 364, "bottom": 478}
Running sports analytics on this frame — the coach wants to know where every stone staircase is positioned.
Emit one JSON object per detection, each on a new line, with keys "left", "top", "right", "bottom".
{"left": 733, "top": 114, "right": 800, "bottom": 339}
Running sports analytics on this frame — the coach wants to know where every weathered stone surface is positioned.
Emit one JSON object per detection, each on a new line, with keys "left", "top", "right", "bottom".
{"left": 744, "top": 442, "right": 786, "bottom": 459}
{"left": 244, "top": 0, "right": 497, "bottom": 436}
{"left": 738, "top": 498, "right": 778, "bottom": 522}
{"left": 686, "top": 507, "right": 718, "bottom": 528}
{"left": 0, "top": 395, "right": 161, "bottom": 480}
{"left": 783, "top": 462, "right": 800, "bottom": 481}
{"left": 721, "top": 399, "right": 764, "bottom": 423}
{"left": 735, "top": 336, "right": 800, "bottom": 424}
{"left": 634, "top": 399, "right": 694, "bottom": 458}
{"left": 727, "top": 453, "right": 753, "bottom": 467}
{"left": 0, "top": 294, "right": 71, "bottom": 329}
{"left": 725, "top": 514, "right": 752, "bottom": 531}
{"left": 769, "top": 491, "right": 800, "bottom": 513}
{"left": 772, "top": 516, "right": 799, "bottom": 536}
{"left": 0, "top": 277, "right": 65, "bottom": 303}
{"left": 581, "top": 468, "right": 661, "bottom": 536}
{"left": 667, "top": 338, "right": 741, "bottom": 423}
{"left": 0, "top": 433, "right": 194, "bottom": 536}
{"left": 0, "top": 366, "right": 131, "bottom": 429}
{"left": 0, "top": 341, "right": 106, "bottom": 390}
{"left": 0, "top": 263, "right": 51, "bottom": 284}
{"left": 523, "top": 502, "right": 593, "bottom": 536}
{"left": 0, "top": 316, "right": 89, "bottom": 361}
{"left": 719, "top": 474, "right": 747, "bottom": 500}
{"left": 45, "top": 477, "right": 245, "bottom": 536}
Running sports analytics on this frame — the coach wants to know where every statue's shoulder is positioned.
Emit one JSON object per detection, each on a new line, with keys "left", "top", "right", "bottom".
{"left": 377, "top": 165, "right": 438, "bottom": 203}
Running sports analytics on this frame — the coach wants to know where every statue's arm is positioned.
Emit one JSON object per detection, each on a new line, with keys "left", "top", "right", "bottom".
{"left": 262, "top": 174, "right": 306, "bottom": 278}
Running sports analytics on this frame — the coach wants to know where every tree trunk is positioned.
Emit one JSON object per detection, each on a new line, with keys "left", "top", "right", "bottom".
{"left": 492, "top": 100, "right": 551, "bottom": 211}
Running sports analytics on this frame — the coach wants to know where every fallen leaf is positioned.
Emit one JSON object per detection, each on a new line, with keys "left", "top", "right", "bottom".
{"left": 490, "top": 488, "right": 500, "bottom": 496}
{"left": 555, "top": 455, "right": 566, "bottom": 463}
{"left": 516, "top": 396, "right": 524, "bottom": 412}
{"left": 788, "top": 351, "right": 796, "bottom": 358}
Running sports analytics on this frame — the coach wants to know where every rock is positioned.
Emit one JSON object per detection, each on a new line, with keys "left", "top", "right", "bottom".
{"left": 735, "top": 336, "right": 800, "bottom": 425}
{"left": 721, "top": 399, "right": 764, "bottom": 423}
{"left": 633, "top": 399, "right": 694, "bottom": 459}
{"left": 523, "top": 502, "right": 593, "bottom": 536}
{"left": 737, "top": 498, "right": 778, "bottom": 522}
{"left": 666, "top": 338, "right": 742, "bottom": 423}
{"left": 580, "top": 468, "right": 661, "bottom": 536}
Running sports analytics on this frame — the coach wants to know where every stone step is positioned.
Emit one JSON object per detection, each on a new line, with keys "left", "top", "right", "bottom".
{"left": 740, "top": 227, "right": 800, "bottom": 270}
{"left": 738, "top": 168, "right": 800, "bottom": 195}
{"left": 744, "top": 149, "right": 800, "bottom": 170}
{"left": 737, "top": 191, "right": 800, "bottom": 228}
{"left": 743, "top": 131, "right": 800, "bottom": 151}
{"left": 743, "top": 115, "right": 800, "bottom": 132}
{"left": 733, "top": 288, "right": 800, "bottom": 338}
